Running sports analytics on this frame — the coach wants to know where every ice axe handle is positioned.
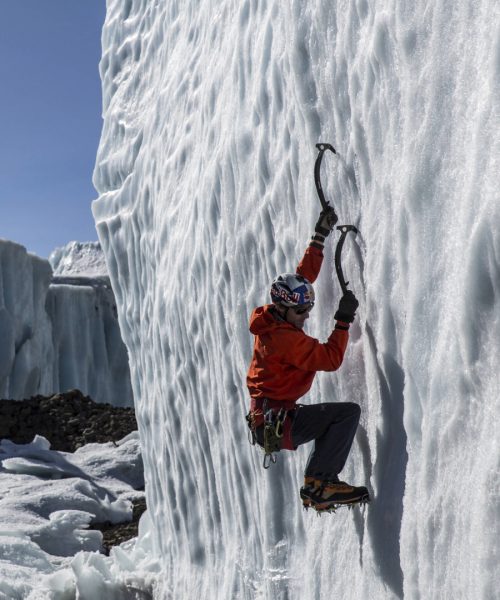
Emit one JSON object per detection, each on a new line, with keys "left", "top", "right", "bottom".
{"left": 335, "top": 225, "right": 358, "bottom": 294}
{"left": 314, "top": 143, "right": 337, "bottom": 211}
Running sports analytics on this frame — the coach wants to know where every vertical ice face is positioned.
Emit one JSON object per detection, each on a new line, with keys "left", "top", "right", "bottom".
{"left": 93, "top": 1, "right": 498, "bottom": 598}
{"left": 0, "top": 241, "right": 53, "bottom": 398}
{"left": 0, "top": 240, "right": 133, "bottom": 407}
{"left": 45, "top": 282, "right": 132, "bottom": 407}
{"left": 47, "top": 241, "right": 133, "bottom": 407}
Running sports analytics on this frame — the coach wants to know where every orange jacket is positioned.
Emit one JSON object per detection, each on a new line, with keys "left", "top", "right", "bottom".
{"left": 246, "top": 245, "right": 349, "bottom": 413}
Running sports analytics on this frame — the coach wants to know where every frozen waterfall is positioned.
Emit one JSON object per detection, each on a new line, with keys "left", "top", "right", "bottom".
{"left": 93, "top": 0, "right": 498, "bottom": 598}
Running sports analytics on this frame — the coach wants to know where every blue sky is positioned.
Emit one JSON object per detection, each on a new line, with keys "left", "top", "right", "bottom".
{"left": 0, "top": 1, "right": 106, "bottom": 258}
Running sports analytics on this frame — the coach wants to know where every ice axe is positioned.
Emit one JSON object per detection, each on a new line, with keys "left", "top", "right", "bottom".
{"left": 335, "top": 225, "right": 358, "bottom": 294}
{"left": 314, "top": 143, "right": 338, "bottom": 215}
{"left": 313, "top": 143, "right": 357, "bottom": 293}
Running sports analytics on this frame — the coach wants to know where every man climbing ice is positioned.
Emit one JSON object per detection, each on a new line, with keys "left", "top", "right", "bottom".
{"left": 246, "top": 207, "right": 369, "bottom": 512}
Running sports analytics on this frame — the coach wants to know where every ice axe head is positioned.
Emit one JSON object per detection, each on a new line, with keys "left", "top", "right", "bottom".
{"left": 315, "top": 143, "right": 336, "bottom": 154}
{"left": 337, "top": 225, "right": 358, "bottom": 236}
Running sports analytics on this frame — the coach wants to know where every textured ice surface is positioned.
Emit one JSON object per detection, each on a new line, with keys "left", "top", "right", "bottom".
{"left": 93, "top": 0, "right": 499, "bottom": 598}
{"left": 45, "top": 281, "right": 132, "bottom": 407}
{"left": 49, "top": 241, "right": 108, "bottom": 278}
{"left": 0, "top": 239, "right": 133, "bottom": 406}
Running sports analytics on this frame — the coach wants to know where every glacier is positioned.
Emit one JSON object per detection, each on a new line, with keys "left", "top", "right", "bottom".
{"left": 92, "top": 0, "right": 499, "bottom": 598}
{"left": 0, "top": 239, "right": 133, "bottom": 407}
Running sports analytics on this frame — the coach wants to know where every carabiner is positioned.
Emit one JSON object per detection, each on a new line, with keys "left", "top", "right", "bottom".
{"left": 263, "top": 453, "right": 277, "bottom": 469}
{"left": 274, "top": 409, "right": 285, "bottom": 438}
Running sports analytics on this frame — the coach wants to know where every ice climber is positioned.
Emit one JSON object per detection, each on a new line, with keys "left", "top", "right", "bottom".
{"left": 246, "top": 207, "right": 369, "bottom": 512}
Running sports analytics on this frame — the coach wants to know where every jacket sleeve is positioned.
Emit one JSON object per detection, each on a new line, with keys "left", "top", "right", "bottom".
{"left": 277, "top": 327, "right": 349, "bottom": 372}
{"left": 296, "top": 245, "right": 323, "bottom": 283}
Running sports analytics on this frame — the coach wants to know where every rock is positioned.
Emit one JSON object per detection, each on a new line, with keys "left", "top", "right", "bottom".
{"left": 92, "top": 497, "right": 148, "bottom": 555}
{"left": 0, "top": 389, "right": 138, "bottom": 452}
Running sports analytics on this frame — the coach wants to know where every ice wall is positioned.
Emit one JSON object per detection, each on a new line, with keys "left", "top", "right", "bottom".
{"left": 93, "top": 0, "right": 499, "bottom": 598}
{"left": 0, "top": 240, "right": 133, "bottom": 407}
{"left": 0, "top": 240, "right": 53, "bottom": 399}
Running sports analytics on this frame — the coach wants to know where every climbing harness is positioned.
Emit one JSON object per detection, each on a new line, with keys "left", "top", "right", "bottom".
{"left": 246, "top": 402, "right": 289, "bottom": 469}
{"left": 334, "top": 225, "right": 358, "bottom": 294}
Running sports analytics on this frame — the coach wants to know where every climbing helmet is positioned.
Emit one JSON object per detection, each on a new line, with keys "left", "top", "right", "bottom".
{"left": 270, "top": 273, "right": 315, "bottom": 308}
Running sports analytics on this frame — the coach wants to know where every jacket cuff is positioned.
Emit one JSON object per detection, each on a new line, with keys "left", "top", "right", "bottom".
{"left": 334, "top": 321, "right": 350, "bottom": 331}
{"left": 310, "top": 241, "right": 324, "bottom": 250}
{"left": 310, "top": 233, "right": 325, "bottom": 250}
{"left": 307, "top": 242, "right": 324, "bottom": 255}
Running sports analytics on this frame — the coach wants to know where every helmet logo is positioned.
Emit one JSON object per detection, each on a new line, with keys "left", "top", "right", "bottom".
{"left": 273, "top": 287, "right": 294, "bottom": 303}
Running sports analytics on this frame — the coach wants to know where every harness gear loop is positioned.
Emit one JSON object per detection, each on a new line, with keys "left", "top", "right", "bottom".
{"left": 334, "top": 225, "right": 358, "bottom": 294}
{"left": 245, "top": 409, "right": 262, "bottom": 446}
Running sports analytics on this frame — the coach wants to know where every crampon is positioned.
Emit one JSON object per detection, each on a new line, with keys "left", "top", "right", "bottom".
{"left": 300, "top": 479, "right": 370, "bottom": 514}
{"left": 302, "top": 493, "right": 370, "bottom": 514}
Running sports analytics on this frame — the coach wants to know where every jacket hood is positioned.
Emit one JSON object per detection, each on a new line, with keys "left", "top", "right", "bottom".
{"left": 249, "top": 305, "right": 288, "bottom": 335}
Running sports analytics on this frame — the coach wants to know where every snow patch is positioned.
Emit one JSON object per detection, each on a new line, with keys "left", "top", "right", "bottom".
{"left": 0, "top": 433, "right": 152, "bottom": 597}
{"left": 49, "top": 241, "right": 108, "bottom": 278}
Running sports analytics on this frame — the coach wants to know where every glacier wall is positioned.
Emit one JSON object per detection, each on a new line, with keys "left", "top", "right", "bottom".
{"left": 0, "top": 240, "right": 133, "bottom": 407}
{"left": 93, "top": 0, "right": 499, "bottom": 598}
{"left": 0, "top": 240, "right": 54, "bottom": 399}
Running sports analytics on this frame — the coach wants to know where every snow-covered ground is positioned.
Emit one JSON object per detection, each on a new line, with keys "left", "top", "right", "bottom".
{"left": 90, "top": 0, "right": 498, "bottom": 598}
{"left": 0, "top": 432, "right": 157, "bottom": 599}
{"left": 0, "top": 239, "right": 133, "bottom": 406}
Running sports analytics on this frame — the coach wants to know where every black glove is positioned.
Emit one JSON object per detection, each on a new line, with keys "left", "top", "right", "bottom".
{"left": 334, "top": 290, "right": 359, "bottom": 323}
{"left": 314, "top": 206, "right": 338, "bottom": 237}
